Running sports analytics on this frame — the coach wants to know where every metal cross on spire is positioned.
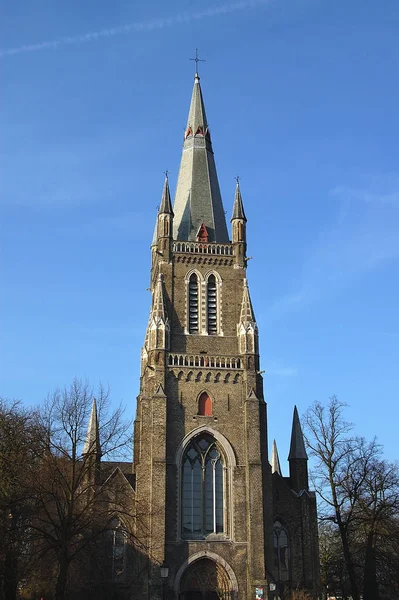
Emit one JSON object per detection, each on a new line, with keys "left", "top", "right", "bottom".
{"left": 190, "top": 48, "right": 205, "bottom": 75}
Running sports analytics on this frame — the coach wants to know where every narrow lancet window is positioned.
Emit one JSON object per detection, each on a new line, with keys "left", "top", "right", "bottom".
{"left": 274, "top": 521, "right": 290, "bottom": 582}
{"left": 182, "top": 434, "right": 224, "bottom": 538}
{"left": 189, "top": 274, "right": 199, "bottom": 333}
{"left": 105, "top": 519, "right": 127, "bottom": 581}
{"left": 207, "top": 275, "right": 217, "bottom": 335}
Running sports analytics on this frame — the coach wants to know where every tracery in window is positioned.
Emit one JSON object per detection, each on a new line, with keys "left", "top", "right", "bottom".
{"left": 198, "top": 392, "right": 212, "bottom": 416}
{"left": 189, "top": 274, "right": 199, "bottom": 333}
{"left": 207, "top": 275, "right": 217, "bottom": 335}
{"left": 105, "top": 519, "right": 127, "bottom": 581}
{"left": 274, "top": 520, "right": 289, "bottom": 582}
{"left": 182, "top": 434, "right": 224, "bottom": 538}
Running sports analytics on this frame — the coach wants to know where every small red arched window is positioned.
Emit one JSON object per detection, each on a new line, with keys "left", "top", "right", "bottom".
{"left": 198, "top": 392, "right": 212, "bottom": 416}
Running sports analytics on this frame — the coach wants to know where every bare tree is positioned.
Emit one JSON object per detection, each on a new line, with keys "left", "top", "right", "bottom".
{"left": 356, "top": 457, "right": 399, "bottom": 600}
{"left": 318, "top": 521, "right": 351, "bottom": 599}
{"left": 303, "top": 396, "right": 399, "bottom": 600}
{"left": 0, "top": 399, "right": 39, "bottom": 600}
{"left": 303, "top": 397, "right": 366, "bottom": 600}
{"left": 27, "top": 378, "right": 134, "bottom": 600}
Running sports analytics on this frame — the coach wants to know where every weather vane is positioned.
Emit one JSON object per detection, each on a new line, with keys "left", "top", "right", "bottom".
{"left": 190, "top": 48, "right": 205, "bottom": 75}
{"left": 235, "top": 175, "right": 240, "bottom": 184}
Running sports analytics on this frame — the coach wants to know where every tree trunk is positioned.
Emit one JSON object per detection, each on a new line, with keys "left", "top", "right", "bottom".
{"left": 54, "top": 555, "right": 69, "bottom": 600}
{"left": 363, "top": 531, "right": 379, "bottom": 600}
{"left": 338, "top": 525, "right": 360, "bottom": 600}
{"left": 4, "top": 548, "right": 18, "bottom": 600}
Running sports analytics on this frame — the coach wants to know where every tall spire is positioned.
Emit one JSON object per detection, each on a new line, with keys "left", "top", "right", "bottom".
{"left": 186, "top": 73, "right": 208, "bottom": 136}
{"left": 231, "top": 180, "right": 247, "bottom": 222}
{"left": 172, "top": 74, "right": 229, "bottom": 243}
{"left": 83, "top": 398, "right": 101, "bottom": 457}
{"left": 271, "top": 440, "right": 282, "bottom": 476}
{"left": 288, "top": 406, "right": 308, "bottom": 460}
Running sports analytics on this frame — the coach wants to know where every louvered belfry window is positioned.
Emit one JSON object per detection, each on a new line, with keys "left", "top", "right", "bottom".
{"left": 189, "top": 274, "right": 199, "bottom": 333}
{"left": 207, "top": 275, "right": 217, "bottom": 335}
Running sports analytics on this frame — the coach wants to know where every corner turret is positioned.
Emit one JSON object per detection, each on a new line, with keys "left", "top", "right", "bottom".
{"left": 148, "top": 274, "right": 170, "bottom": 354}
{"left": 154, "top": 175, "right": 174, "bottom": 262}
{"left": 237, "top": 278, "right": 259, "bottom": 381}
{"left": 231, "top": 180, "right": 247, "bottom": 267}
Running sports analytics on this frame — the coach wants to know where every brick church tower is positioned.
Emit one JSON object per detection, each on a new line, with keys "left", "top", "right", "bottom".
{"left": 132, "top": 72, "right": 320, "bottom": 600}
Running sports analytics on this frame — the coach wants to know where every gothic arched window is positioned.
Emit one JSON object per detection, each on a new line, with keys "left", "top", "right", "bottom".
{"left": 198, "top": 392, "right": 212, "bottom": 416}
{"left": 274, "top": 520, "right": 290, "bottom": 582}
{"left": 189, "top": 274, "right": 199, "bottom": 333}
{"left": 105, "top": 518, "right": 127, "bottom": 581}
{"left": 207, "top": 275, "right": 217, "bottom": 335}
{"left": 182, "top": 434, "right": 224, "bottom": 538}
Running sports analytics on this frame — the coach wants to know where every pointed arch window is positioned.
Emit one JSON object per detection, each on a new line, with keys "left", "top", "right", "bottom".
{"left": 105, "top": 518, "right": 127, "bottom": 582}
{"left": 189, "top": 274, "right": 199, "bottom": 333}
{"left": 182, "top": 434, "right": 224, "bottom": 538}
{"left": 198, "top": 392, "right": 212, "bottom": 416}
{"left": 274, "top": 520, "right": 290, "bottom": 582}
{"left": 207, "top": 275, "right": 217, "bottom": 335}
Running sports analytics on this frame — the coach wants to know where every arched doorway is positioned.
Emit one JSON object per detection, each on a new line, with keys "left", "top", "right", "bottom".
{"left": 180, "top": 557, "right": 231, "bottom": 599}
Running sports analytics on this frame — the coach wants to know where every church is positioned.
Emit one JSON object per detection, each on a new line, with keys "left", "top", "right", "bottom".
{"left": 94, "top": 70, "right": 320, "bottom": 600}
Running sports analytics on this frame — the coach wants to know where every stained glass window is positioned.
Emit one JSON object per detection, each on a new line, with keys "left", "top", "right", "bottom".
{"left": 273, "top": 520, "right": 289, "bottom": 582}
{"left": 182, "top": 434, "right": 224, "bottom": 538}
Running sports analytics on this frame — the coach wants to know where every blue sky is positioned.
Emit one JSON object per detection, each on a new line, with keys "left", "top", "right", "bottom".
{"left": 1, "top": 0, "right": 398, "bottom": 467}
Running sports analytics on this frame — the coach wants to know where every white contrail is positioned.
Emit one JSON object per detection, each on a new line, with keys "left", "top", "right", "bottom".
{"left": 0, "top": 0, "right": 272, "bottom": 58}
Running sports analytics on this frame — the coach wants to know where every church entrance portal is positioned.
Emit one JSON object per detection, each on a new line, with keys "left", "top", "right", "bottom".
{"left": 180, "top": 558, "right": 232, "bottom": 600}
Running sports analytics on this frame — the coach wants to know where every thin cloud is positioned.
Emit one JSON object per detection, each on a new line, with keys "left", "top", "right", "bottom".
{"left": 0, "top": 0, "right": 272, "bottom": 58}
{"left": 268, "top": 182, "right": 399, "bottom": 317}
{"left": 266, "top": 363, "right": 299, "bottom": 377}
{"left": 331, "top": 186, "right": 399, "bottom": 208}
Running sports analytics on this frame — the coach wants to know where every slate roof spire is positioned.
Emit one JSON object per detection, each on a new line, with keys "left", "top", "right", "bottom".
{"left": 186, "top": 72, "right": 208, "bottom": 135}
{"left": 172, "top": 74, "right": 229, "bottom": 243}
{"left": 83, "top": 398, "right": 101, "bottom": 457}
{"left": 288, "top": 406, "right": 308, "bottom": 460}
